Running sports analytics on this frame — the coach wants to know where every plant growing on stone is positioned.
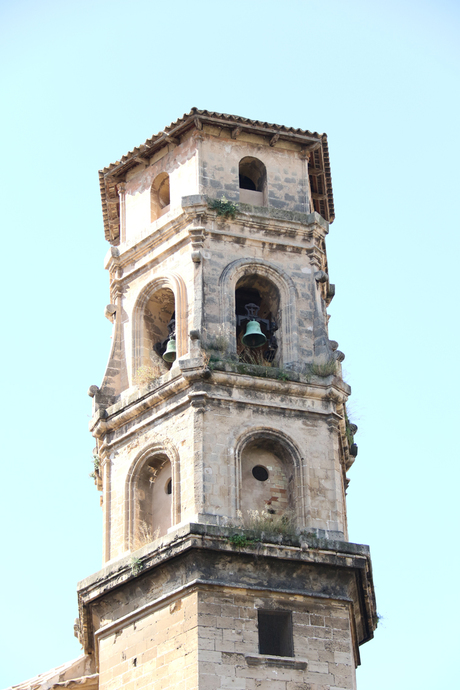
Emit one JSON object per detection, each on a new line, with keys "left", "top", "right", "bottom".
{"left": 208, "top": 195, "right": 239, "bottom": 220}
{"left": 374, "top": 612, "right": 384, "bottom": 628}
{"left": 228, "top": 533, "right": 255, "bottom": 549}
{"left": 307, "top": 359, "right": 337, "bottom": 377}
{"left": 243, "top": 508, "right": 296, "bottom": 537}
{"left": 130, "top": 557, "right": 143, "bottom": 576}
{"left": 344, "top": 406, "right": 355, "bottom": 448}
{"left": 134, "top": 365, "right": 161, "bottom": 387}
{"left": 238, "top": 347, "right": 275, "bottom": 368}
{"left": 277, "top": 370, "right": 290, "bottom": 381}
{"left": 226, "top": 509, "right": 297, "bottom": 544}
{"left": 89, "top": 453, "right": 101, "bottom": 480}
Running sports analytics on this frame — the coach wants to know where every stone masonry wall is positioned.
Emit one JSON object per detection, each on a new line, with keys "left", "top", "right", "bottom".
{"left": 199, "top": 225, "right": 324, "bottom": 368}
{"left": 101, "top": 379, "right": 346, "bottom": 563}
{"left": 200, "top": 128, "right": 310, "bottom": 213}
{"left": 197, "top": 588, "right": 356, "bottom": 690}
{"left": 97, "top": 590, "right": 198, "bottom": 690}
{"left": 199, "top": 395, "right": 346, "bottom": 536}
{"left": 103, "top": 403, "right": 196, "bottom": 562}
{"left": 94, "top": 585, "right": 356, "bottom": 690}
{"left": 123, "top": 131, "right": 198, "bottom": 244}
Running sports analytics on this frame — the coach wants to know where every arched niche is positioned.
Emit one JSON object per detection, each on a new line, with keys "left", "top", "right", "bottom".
{"left": 219, "top": 259, "right": 298, "bottom": 368}
{"left": 234, "top": 428, "right": 305, "bottom": 530}
{"left": 235, "top": 274, "right": 280, "bottom": 365}
{"left": 239, "top": 157, "right": 267, "bottom": 206}
{"left": 132, "top": 274, "right": 188, "bottom": 380}
{"left": 143, "top": 287, "right": 175, "bottom": 366}
{"left": 125, "top": 442, "right": 180, "bottom": 551}
{"left": 151, "top": 172, "right": 170, "bottom": 222}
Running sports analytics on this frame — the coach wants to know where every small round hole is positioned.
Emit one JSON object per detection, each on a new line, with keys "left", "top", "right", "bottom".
{"left": 165, "top": 479, "right": 172, "bottom": 494}
{"left": 252, "top": 465, "right": 269, "bottom": 482}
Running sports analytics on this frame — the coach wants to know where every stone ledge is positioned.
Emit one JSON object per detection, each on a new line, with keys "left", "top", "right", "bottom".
{"left": 197, "top": 194, "right": 328, "bottom": 230}
{"left": 89, "top": 363, "right": 351, "bottom": 434}
{"left": 77, "top": 522, "right": 371, "bottom": 599}
{"left": 245, "top": 654, "right": 308, "bottom": 670}
{"left": 76, "top": 523, "right": 376, "bottom": 658}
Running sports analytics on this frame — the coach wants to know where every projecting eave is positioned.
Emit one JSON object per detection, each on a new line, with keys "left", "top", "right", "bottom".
{"left": 99, "top": 108, "right": 335, "bottom": 244}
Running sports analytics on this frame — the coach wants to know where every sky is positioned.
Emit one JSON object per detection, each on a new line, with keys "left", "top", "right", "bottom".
{"left": 0, "top": 0, "right": 459, "bottom": 687}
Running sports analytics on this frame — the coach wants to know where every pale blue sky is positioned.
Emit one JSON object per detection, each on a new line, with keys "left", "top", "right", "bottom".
{"left": 1, "top": 1, "right": 459, "bottom": 688}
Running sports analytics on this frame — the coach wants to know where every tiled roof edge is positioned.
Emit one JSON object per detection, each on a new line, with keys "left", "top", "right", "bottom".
{"left": 99, "top": 108, "right": 325, "bottom": 176}
{"left": 98, "top": 109, "right": 334, "bottom": 241}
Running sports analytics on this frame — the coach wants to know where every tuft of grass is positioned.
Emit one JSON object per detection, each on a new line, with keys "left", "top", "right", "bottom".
{"left": 134, "top": 365, "right": 161, "bottom": 387}
{"left": 130, "top": 557, "right": 143, "bottom": 576}
{"left": 374, "top": 612, "right": 384, "bottom": 628}
{"left": 238, "top": 347, "right": 274, "bottom": 367}
{"left": 228, "top": 533, "right": 255, "bottom": 548}
{"left": 308, "top": 359, "right": 337, "bottom": 377}
{"left": 225, "top": 509, "right": 297, "bottom": 548}
{"left": 208, "top": 195, "right": 238, "bottom": 219}
{"left": 242, "top": 509, "right": 296, "bottom": 537}
{"left": 344, "top": 406, "right": 355, "bottom": 448}
{"left": 89, "top": 453, "right": 101, "bottom": 480}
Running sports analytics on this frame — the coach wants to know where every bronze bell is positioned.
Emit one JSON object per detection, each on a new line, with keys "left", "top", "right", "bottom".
{"left": 163, "top": 338, "right": 177, "bottom": 362}
{"left": 242, "top": 320, "right": 267, "bottom": 348}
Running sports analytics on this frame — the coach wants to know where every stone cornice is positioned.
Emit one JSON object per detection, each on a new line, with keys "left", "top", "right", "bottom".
{"left": 104, "top": 198, "right": 329, "bottom": 292}
{"left": 76, "top": 523, "right": 375, "bottom": 659}
{"left": 90, "top": 361, "right": 350, "bottom": 444}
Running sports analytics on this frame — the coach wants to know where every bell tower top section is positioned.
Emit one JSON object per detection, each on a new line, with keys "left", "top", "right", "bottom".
{"left": 99, "top": 107, "right": 335, "bottom": 247}
{"left": 90, "top": 107, "right": 359, "bottom": 571}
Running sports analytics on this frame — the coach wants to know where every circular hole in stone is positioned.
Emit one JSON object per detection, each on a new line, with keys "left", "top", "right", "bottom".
{"left": 252, "top": 465, "right": 269, "bottom": 482}
{"left": 165, "top": 478, "right": 172, "bottom": 495}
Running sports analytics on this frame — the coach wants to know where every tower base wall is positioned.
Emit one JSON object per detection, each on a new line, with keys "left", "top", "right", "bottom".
{"left": 77, "top": 524, "right": 375, "bottom": 690}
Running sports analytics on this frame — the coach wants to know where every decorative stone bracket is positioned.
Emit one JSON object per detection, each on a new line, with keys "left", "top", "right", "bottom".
{"left": 104, "top": 304, "right": 117, "bottom": 322}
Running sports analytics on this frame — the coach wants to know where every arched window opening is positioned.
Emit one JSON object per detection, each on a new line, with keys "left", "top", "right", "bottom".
{"left": 240, "top": 438, "right": 295, "bottom": 528}
{"left": 134, "top": 455, "right": 172, "bottom": 548}
{"left": 141, "top": 287, "right": 176, "bottom": 371}
{"left": 239, "top": 157, "right": 267, "bottom": 206}
{"left": 150, "top": 172, "right": 170, "bottom": 222}
{"left": 235, "top": 275, "right": 279, "bottom": 365}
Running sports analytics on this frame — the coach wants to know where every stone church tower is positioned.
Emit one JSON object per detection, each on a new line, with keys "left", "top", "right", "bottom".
{"left": 11, "top": 109, "right": 376, "bottom": 690}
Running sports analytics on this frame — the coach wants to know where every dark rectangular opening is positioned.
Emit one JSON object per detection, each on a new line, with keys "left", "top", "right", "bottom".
{"left": 258, "top": 610, "right": 293, "bottom": 657}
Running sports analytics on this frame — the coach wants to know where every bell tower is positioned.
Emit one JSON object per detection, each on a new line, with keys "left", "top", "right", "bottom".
{"left": 77, "top": 108, "right": 376, "bottom": 690}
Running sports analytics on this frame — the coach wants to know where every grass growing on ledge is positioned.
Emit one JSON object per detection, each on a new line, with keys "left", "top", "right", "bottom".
{"left": 208, "top": 358, "right": 296, "bottom": 383}
{"left": 228, "top": 533, "right": 255, "bottom": 549}
{"left": 130, "top": 557, "right": 143, "bottom": 576}
{"left": 238, "top": 347, "right": 274, "bottom": 367}
{"left": 243, "top": 509, "right": 296, "bottom": 537}
{"left": 307, "top": 359, "right": 337, "bottom": 377}
{"left": 227, "top": 509, "right": 297, "bottom": 547}
{"left": 208, "top": 195, "right": 239, "bottom": 219}
{"left": 133, "top": 365, "right": 161, "bottom": 387}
